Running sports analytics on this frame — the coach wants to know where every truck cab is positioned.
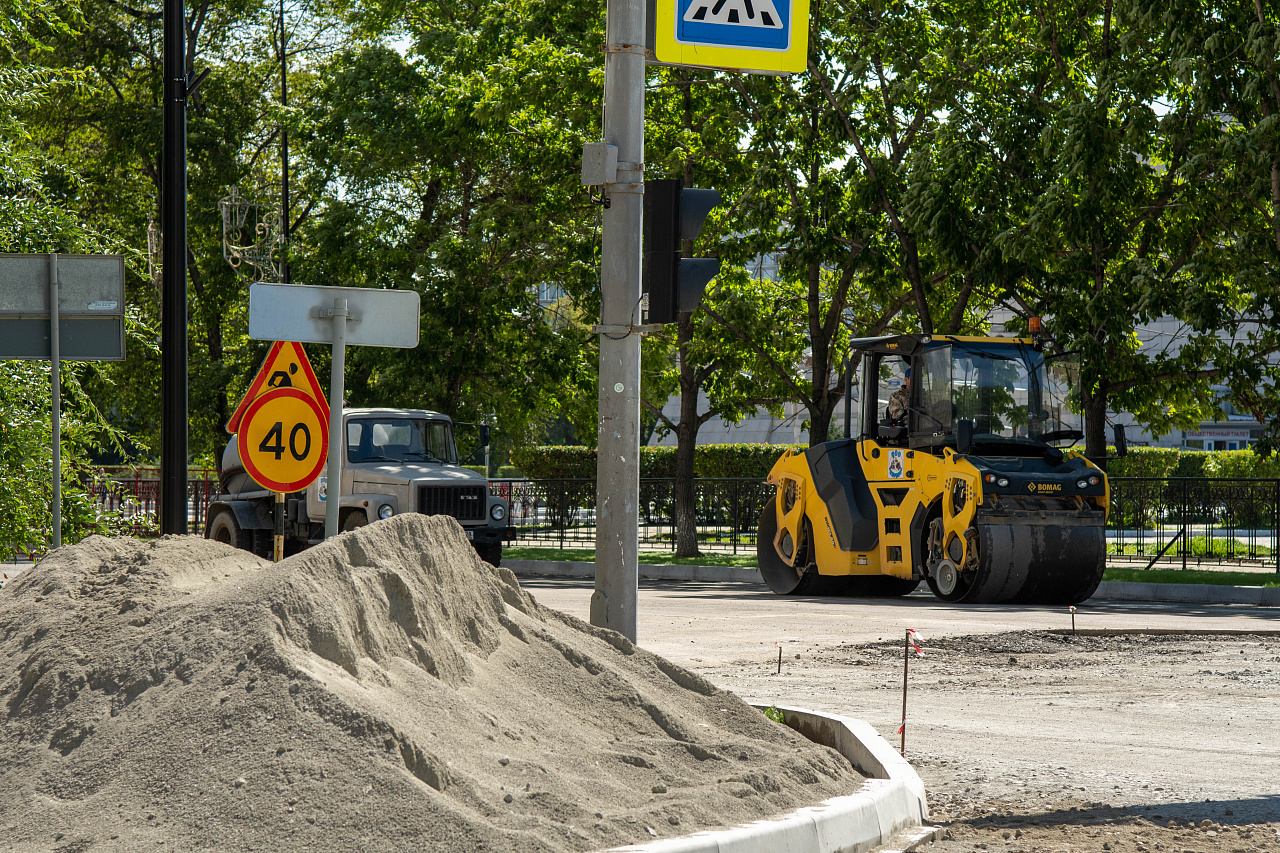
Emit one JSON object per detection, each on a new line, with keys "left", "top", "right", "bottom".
{"left": 206, "top": 407, "right": 512, "bottom": 564}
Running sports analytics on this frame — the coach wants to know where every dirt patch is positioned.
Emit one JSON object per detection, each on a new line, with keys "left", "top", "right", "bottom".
{"left": 0, "top": 515, "right": 863, "bottom": 852}
{"left": 690, "top": 629, "right": 1280, "bottom": 853}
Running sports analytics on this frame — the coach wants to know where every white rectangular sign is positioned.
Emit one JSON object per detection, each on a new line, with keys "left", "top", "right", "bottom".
{"left": 247, "top": 282, "right": 420, "bottom": 348}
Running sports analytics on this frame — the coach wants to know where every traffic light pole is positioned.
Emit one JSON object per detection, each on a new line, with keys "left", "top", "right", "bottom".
{"left": 591, "top": 0, "right": 645, "bottom": 642}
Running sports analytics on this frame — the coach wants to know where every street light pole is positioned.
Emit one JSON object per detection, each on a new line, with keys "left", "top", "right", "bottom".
{"left": 279, "top": 0, "right": 290, "bottom": 284}
{"left": 591, "top": 0, "right": 645, "bottom": 642}
{"left": 160, "top": 0, "right": 189, "bottom": 535}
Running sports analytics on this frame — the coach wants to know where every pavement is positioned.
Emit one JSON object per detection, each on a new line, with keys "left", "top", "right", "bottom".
{"left": 504, "top": 559, "right": 1280, "bottom": 606}
{"left": 516, "top": 576, "right": 1280, "bottom": 666}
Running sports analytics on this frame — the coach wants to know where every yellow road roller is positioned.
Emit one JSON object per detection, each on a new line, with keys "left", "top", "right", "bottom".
{"left": 758, "top": 332, "right": 1121, "bottom": 604}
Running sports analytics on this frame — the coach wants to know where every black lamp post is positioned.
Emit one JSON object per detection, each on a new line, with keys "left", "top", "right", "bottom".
{"left": 160, "top": 0, "right": 188, "bottom": 535}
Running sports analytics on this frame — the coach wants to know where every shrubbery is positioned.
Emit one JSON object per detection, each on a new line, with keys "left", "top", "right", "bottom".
{"left": 512, "top": 443, "right": 1279, "bottom": 481}
{"left": 1106, "top": 446, "right": 1280, "bottom": 479}
{"left": 509, "top": 444, "right": 806, "bottom": 480}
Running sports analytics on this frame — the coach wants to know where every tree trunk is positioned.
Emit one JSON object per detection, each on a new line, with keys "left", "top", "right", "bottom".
{"left": 673, "top": 313, "right": 701, "bottom": 557}
{"left": 1083, "top": 381, "right": 1110, "bottom": 468}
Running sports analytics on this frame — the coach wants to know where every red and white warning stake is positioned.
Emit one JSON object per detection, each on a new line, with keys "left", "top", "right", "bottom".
{"left": 899, "top": 628, "right": 926, "bottom": 751}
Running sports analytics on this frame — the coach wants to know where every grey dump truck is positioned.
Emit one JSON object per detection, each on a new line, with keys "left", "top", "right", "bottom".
{"left": 205, "top": 407, "right": 513, "bottom": 564}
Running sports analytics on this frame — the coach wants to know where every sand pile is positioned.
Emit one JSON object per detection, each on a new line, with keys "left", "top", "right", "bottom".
{"left": 1, "top": 514, "right": 862, "bottom": 852}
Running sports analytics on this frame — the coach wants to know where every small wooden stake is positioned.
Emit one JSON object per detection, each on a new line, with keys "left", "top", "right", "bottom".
{"left": 900, "top": 629, "right": 910, "bottom": 754}
{"left": 274, "top": 491, "right": 285, "bottom": 563}
{"left": 777, "top": 645, "right": 782, "bottom": 675}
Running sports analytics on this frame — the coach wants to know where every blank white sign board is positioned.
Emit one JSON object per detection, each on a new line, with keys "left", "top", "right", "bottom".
{"left": 247, "top": 282, "right": 420, "bottom": 348}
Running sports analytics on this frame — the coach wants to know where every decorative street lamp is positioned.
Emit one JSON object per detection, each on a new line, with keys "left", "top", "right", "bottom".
{"left": 218, "top": 185, "right": 284, "bottom": 282}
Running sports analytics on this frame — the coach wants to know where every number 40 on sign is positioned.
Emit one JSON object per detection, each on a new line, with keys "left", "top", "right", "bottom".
{"left": 237, "top": 386, "right": 329, "bottom": 493}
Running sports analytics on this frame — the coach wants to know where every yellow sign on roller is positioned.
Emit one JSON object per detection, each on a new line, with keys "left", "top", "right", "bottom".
{"left": 649, "top": 0, "right": 809, "bottom": 75}
{"left": 237, "top": 386, "right": 329, "bottom": 493}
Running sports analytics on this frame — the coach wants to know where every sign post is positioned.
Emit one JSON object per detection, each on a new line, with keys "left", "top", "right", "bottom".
{"left": 0, "top": 253, "right": 125, "bottom": 550}
{"left": 50, "top": 257, "right": 60, "bottom": 549}
{"left": 246, "top": 282, "right": 420, "bottom": 540}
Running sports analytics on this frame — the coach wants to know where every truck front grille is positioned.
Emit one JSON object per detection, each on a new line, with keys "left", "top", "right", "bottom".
{"left": 418, "top": 485, "right": 487, "bottom": 521}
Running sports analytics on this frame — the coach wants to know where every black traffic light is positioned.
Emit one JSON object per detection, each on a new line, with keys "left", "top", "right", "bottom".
{"left": 644, "top": 179, "right": 722, "bottom": 324}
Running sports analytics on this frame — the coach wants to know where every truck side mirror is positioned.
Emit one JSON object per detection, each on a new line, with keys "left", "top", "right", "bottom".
{"left": 1113, "top": 423, "right": 1128, "bottom": 458}
{"left": 957, "top": 419, "right": 974, "bottom": 455}
{"left": 479, "top": 424, "right": 491, "bottom": 448}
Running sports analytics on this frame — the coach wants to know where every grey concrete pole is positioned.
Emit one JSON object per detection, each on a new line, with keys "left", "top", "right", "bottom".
{"left": 49, "top": 254, "right": 61, "bottom": 550}
{"left": 324, "top": 298, "right": 348, "bottom": 539}
{"left": 590, "top": 0, "right": 645, "bottom": 641}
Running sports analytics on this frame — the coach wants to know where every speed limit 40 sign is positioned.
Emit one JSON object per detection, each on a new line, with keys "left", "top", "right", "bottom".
{"left": 237, "top": 386, "right": 329, "bottom": 493}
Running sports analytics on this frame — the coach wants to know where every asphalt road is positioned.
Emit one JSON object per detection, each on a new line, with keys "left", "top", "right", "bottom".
{"left": 523, "top": 578, "right": 1280, "bottom": 837}
{"left": 521, "top": 578, "right": 1280, "bottom": 665}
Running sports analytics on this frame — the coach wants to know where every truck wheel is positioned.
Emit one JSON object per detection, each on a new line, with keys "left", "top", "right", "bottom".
{"left": 340, "top": 509, "right": 368, "bottom": 532}
{"left": 473, "top": 541, "right": 502, "bottom": 566}
{"left": 208, "top": 509, "right": 253, "bottom": 552}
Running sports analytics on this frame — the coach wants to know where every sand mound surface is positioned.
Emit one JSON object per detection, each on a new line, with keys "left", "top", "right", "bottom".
{"left": 1, "top": 514, "right": 862, "bottom": 852}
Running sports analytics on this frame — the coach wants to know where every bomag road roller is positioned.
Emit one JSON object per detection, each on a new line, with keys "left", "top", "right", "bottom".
{"left": 758, "top": 332, "right": 1124, "bottom": 604}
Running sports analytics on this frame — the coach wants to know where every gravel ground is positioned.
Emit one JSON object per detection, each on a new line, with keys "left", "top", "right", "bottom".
{"left": 703, "top": 630, "right": 1280, "bottom": 853}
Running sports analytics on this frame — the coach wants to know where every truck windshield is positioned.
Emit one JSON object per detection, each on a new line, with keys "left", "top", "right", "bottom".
{"left": 950, "top": 344, "right": 1084, "bottom": 446}
{"left": 346, "top": 418, "right": 459, "bottom": 464}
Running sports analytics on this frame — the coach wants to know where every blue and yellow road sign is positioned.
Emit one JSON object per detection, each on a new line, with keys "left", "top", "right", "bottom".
{"left": 650, "top": 0, "right": 809, "bottom": 75}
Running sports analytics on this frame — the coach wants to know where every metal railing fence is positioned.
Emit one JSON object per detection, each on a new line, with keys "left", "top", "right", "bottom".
{"left": 85, "top": 467, "right": 219, "bottom": 538}
{"left": 494, "top": 476, "right": 1279, "bottom": 572}
{"left": 489, "top": 478, "right": 775, "bottom": 555}
{"left": 1106, "top": 477, "right": 1279, "bottom": 572}
{"left": 73, "top": 472, "right": 1279, "bottom": 573}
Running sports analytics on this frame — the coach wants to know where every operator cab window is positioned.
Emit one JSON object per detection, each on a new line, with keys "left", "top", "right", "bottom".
{"left": 877, "top": 358, "right": 911, "bottom": 426}
{"left": 346, "top": 418, "right": 459, "bottom": 464}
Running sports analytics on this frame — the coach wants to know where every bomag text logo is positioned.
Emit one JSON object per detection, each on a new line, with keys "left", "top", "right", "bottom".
{"left": 1027, "top": 482, "right": 1062, "bottom": 494}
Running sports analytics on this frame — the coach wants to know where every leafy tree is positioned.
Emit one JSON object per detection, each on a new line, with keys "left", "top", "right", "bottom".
{"left": 702, "top": 0, "right": 980, "bottom": 449}
{"left": 18, "top": 0, "right": 343, "bottom": 462}
{"left": 0, "top": 0, "right": 137, "bottom": 551}
{"left": 1158, "top": 0, "right": 1280, "bottom": 454}
{"left": 961, "top": 0, "right": 1277, "bottom": 459}
{"left": 292, "top": 0, "right": 604, "bottom": 446}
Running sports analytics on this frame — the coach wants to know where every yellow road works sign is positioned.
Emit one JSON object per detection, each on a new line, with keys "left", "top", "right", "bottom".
{"left": 237, "top": 386, "right": 329, "bottom": 493}
{"left": 227, "top": 341, "right": 328, "bottom": 434}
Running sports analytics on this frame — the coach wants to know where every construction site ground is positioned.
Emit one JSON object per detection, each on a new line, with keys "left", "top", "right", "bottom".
{"left": 528, "top": 579, "right": 1280, "bottom": 853}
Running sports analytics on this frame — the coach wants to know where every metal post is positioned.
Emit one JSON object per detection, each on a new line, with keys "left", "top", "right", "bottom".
{"left": 843, "top": 358, "right": 852, "bottom": 439}
{"left": 1181, "top": 477, "right": 1188, "bottom": 572}
{"left": 160, "top": 0, "right": 189, "bottom": 535}
{"left": 49, "top": 254, "right": 62, "bottom": 549}
{"left": 324, "top": 298, "right": 348, "bottom": 538}
{"left": 590, "top": 0, "right": 646, "bottom": 642}
{"left": 274, "top": 491, "right": 285, "bottom": 561}
{"left": 278, "top": 0, "right": 290, "bottom": 284}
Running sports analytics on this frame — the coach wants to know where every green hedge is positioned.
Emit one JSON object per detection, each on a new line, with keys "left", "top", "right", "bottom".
{"left": 512, "top": 444, "right": 1279, "bottom": 481}
{"left": 1106, "top": 447, "right": 1280, "bottom": 479}
{"left": 510, "top": 443, "right": 806, "bottom": 480}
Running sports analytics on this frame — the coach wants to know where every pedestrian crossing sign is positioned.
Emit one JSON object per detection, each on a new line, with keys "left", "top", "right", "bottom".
{"left": 649, "top": 0, "right": 809, "bottom": 74}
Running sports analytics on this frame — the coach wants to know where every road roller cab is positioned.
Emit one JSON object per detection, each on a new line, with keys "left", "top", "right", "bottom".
{"left": 759, "top": 332, "right": 1118, "bottom": 604}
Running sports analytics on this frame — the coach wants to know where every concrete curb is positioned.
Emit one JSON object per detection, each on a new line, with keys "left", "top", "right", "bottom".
{"left": 604, "top": 705, "right": 928, "bottom": 853}
{"left": 1091, "top": 580, "right": 1280, "bottom": 606}
{"left": 504, "top": 560, "right": 1279, "bottom": 606}
{"left": 504, "top": 559, "right": 763, "bottom": 584}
